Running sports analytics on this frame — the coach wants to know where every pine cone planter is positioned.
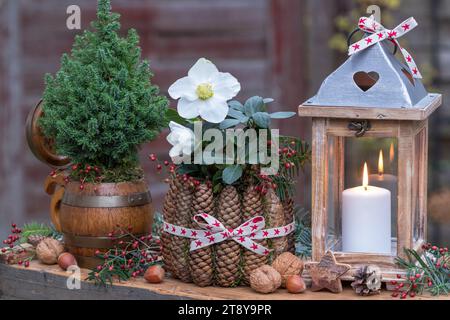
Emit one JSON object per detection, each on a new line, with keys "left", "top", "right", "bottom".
{"left": 265, "top": 189, "right": 288, "bottom": 259}
{"left": 215, "top": 186, "right": 242, "bottom": 287}
{"left": 189, "top": 184, "right": 215, "bottom": 287}
{"left": 161, "top": 178, "right": 292, "bottom": 287}
{"left": 282, "top": 197, "right": 296, "bottom": 254}
{"left": 161, "top": 178, "right": 177, "bottom": 277}
{"left": 242, "top": 185, "right": 269, "bottom": 284}
{"left": 171, "top": 178, "right": 194, "bottom": 283}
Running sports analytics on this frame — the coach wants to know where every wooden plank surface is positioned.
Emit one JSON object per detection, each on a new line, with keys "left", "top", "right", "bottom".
{"left": 1, "top": 261, "right": 447, "bottom": 300}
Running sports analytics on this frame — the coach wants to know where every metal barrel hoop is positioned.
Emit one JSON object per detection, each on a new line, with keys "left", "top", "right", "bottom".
{"left": 62, "top": 191, "right": 152, "bottom": 208}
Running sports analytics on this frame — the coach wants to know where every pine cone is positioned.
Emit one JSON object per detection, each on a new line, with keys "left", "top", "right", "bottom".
{"left": 351, "top": 265, "right": 382, "bottom": 296}
{"left": 282, "top": 197, "right": 296, "bottom": 254}
{"left": 27, "top": 234, "right": 47, "bottom": 247}
{"left": 161, "top": 178, "right": 178, "bottom": 277}
{"left": 171, "top": 178, "right": 194, "bottom": 283}
{"left": 242, "top": 185, "right": 268, "bottom": 284}
{"left": 265, "top": 189, "right": 288, "bottom": 260}
{"left": 215, "top": 186, "right": 242, "bottom": 287}
{"left": 189, "top": 183, "right": 215, "bottom": 287}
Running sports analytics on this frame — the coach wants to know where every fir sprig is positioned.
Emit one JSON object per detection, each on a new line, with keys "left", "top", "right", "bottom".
{"left": 394, "top": 244, "right": 449, "bottom": 298}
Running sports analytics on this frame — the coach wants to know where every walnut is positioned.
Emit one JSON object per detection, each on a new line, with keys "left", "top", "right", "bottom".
{"left": 249, "top": 265, "right": 282, "bottom": 294}
{"left": 272, "top": 252, "right": 304, "bottom": 287}
{"left": 36, "top": 238, "right": 64, "bottom": 265}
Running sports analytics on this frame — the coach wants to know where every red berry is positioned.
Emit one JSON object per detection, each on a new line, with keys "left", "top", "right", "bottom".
{"left": 18, "top": 260, "right": 23, "bottom": 266}
{"left": 285, "top": 163, "right": 291, "bottom": 169}
{"left": 399, "top": 283, "right": 404, "bottom": 288}
{"left": 109, "top": 266, "right": 114, "bottom": 271}
{"left": 79, "top": 184, "right": 84, "bottom": 190}
{"left": 95, "top": 250, "right": 100, "bottom": 255}
{"left": 409, "top": 292, "right": 416, "bottom": 298}
{"left": 1, "top": 248, "right": 6, "bottom": 253}
{"left": 391, "top": 292, "right": 399, "bottom": 298}
{"left": 428, "top": 281, "right": 433, "bottom": 287}
{"left": 412, "top": 283, "right": 418, "bottom": 289}
{"left": 157, "top": 164, "right": 162, "bottom": 170}
{"left": 96, "top": 265, "right": 102, "bottom": 271}
{"left": 415, "top": 273, "right": 421, "bottom": 279}
{"left": 432, "top": 246, "right": 438, "bottom": 251}
{"left": 149, "top": 154, "right": 156, "bottom": 161}
{"left": 396, "top": 274, "right": 402, "bottom": 279}
{"left": 24, "top": 261, "right": 30, "bottom": 268}
{"left": 401, "top": 293, "right": 407, "bottom": 299}
{"left": 11, "top": 223, "right": 16, "bottom": 228}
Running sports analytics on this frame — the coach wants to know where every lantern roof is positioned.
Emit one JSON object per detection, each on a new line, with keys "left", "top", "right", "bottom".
{"left": 300, "top": 40, "right": 442, "bottom": 120}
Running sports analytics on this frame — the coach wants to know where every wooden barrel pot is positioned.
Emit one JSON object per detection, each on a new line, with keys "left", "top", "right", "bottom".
{"left": 51, "top": 180, "right": 154, "bottom": 268}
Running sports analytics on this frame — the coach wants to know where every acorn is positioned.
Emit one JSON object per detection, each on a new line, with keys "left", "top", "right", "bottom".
{"left": 57, "top": 252, "right": 77, "bottom": 270}
{"left": 144, "top": 265, "right": 165, "bottom": 283}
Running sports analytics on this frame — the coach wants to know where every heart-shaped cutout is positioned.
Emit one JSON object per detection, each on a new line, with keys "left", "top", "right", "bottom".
{"left": 353, "top": 71, "right": 380, "bottom": 92}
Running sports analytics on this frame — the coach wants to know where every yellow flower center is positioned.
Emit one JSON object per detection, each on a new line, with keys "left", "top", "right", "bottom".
{"left": 196, "top": 83, "right": 214, "bottom": 100}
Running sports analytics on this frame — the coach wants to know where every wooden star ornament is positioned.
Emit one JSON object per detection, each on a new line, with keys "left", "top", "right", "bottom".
{"left": 305, "top": 251, "right": 351, "bottom": 293}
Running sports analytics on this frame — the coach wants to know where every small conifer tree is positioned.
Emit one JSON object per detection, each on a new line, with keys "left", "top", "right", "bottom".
{"left": 40, "top": 0, "right": 168, "bottom": 182}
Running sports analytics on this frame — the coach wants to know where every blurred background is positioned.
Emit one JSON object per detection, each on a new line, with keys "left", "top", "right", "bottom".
{"left": 0, "top": 0, "right": 448, "bottom": 245}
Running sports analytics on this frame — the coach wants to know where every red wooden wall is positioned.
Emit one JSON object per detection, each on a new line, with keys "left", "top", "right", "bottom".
{"left": 0, "top": 0, "right": 308, "bottom": 237}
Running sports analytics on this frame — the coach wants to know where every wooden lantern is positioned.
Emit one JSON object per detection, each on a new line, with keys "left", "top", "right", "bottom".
{"left": 299, "top": 39, "right": 443, "bottom": 282}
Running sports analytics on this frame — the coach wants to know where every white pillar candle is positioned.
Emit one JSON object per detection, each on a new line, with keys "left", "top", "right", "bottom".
{"left": 342, "top": 163, "right": 391, "bottom": 254}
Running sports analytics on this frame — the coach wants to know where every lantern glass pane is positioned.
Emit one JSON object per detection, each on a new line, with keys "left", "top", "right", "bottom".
{"left": 326, "top": 136, "right": 398, "bottom": 255}
{"left": 413, "top": 128, "right": 426, "bottom": 245}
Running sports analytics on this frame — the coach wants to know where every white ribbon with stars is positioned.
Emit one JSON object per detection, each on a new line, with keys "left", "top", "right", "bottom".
{"left": 163, "top": 213, "right": 295, "bottom": 256}
{"left": 348, "top": 16, "right": 422, "bottom": 78}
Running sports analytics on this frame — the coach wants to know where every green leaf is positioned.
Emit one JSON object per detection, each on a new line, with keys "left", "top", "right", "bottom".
{"left": 222, "top": 165, "right": 243, "bottom": 185}
{"left": 244, "top": 96, "right": 265, "bottom": 116}
{"left": 227, "top": 108, "right": 248, "bottom": 122}
{"left": 165, "top": 108, "right": 188, "bottom": 126}
{"left": 228, "top": 100, "right": 244, "bottom": 112}
{"left": 270, "top": 111, "right": 296, "bottom": 119}
{"left": 252, "top": 112, "right": 271, "bottom": 128}
{"left": 220, "top": 119, "right": 241, "bottom": 129}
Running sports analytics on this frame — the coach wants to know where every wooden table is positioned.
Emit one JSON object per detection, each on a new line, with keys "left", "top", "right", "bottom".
{"left": 0, "top": 261, "right": 447, "bottom": 300}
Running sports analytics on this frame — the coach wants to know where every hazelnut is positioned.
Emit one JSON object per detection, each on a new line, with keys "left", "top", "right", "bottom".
{"left": 36, "top": 238, "right": 64, "bottom": 265}
{"left": 57, "top": 252, "right": 77, "bottom": 270}
{"left": 286, "top": 275, "right": 307, "bottom": 294}
{"left": 249, "top": 265, "right": 282, "bottom": 294}
{"left": 272, "top": 252, "right": 304, "bottom": 287}
{"left": 144, "top": 265, "right": 165, "bottom": 283}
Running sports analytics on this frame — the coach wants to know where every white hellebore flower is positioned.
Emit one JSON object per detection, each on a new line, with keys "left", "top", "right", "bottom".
{"left": 168, "top": 58, "right": 241, "bottom": 123}
{"left": 167, "top": 121, "right": 195, "bottom": 160}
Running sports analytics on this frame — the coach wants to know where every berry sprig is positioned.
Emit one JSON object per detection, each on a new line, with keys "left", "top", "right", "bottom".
{"left": 394, "top": 243, "right": 449, "bottom": 298}
{"left": 149, "top": 153, "right": 208, "bottom": 188}
{"left": 68, "top": 163, "right": 103, "bottom": 190}
{"left": 87, "top": 226, "right": 162, "bottom": 286}
{"left": 1, "top": 223, "right": 32, "bottom": 268}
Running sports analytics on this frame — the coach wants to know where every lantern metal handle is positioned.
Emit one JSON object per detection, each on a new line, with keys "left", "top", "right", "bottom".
{"left": 347, "top": 28, "right": 398, "bottom": 56}
{"left": 348, "top": 120, "right": 371, "bottom": 138}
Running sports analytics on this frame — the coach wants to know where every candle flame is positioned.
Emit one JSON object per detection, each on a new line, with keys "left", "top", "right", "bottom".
{"left": 363, "top": 162, "right": 369, "bottom": 189}
{"left": 390, "top": 142, "right": 395, "bottom": 163}
{"left": 378, "top": 150, "right": 384, "bottom": 176}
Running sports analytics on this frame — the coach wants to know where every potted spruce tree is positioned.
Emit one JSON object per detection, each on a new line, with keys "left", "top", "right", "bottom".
{"left": 38, "top": 0, "right": 168, "bottom": 267}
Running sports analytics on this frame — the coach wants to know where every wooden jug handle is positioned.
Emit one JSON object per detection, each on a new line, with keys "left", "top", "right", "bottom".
{"left": 44, "top": 173, "right": 66, "bottom": 232}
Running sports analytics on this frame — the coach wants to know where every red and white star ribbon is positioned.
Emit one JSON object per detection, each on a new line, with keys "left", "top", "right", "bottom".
{"left": 348, "top": 16, "right": 422, "bottom": 78}
{"left": 163, "top": 213, "right": 295, "bottom": 256}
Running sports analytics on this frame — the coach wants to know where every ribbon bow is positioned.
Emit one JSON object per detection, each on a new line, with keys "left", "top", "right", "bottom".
{"left": 348, "top": 16, "right": 422, "bottom": 79}
{"left": 163, "top": 213, "right": 294, "bottom": 256}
